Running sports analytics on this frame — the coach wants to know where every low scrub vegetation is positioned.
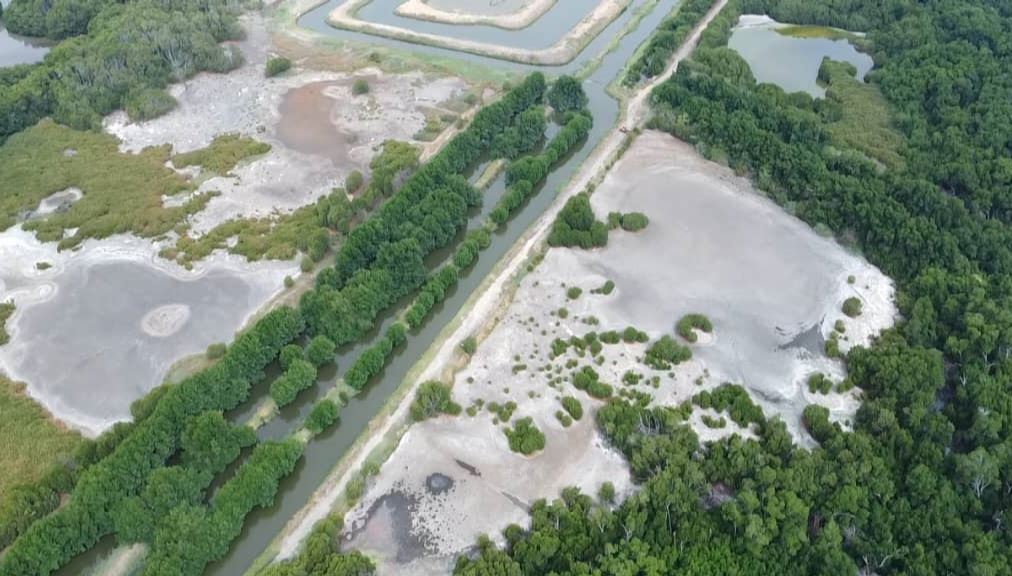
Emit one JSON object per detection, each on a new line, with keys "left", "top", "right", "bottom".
{"left": 504, "top": 417, "right": 546, "bottom": 455}
{"left": 644, "top": 336, "right": 692, "bottom": 369}
{"left": 265, "top": 57, "right": 291, "bottom": 78}
{"left": 172, "top": 134, "right": 271, "bottom": 175}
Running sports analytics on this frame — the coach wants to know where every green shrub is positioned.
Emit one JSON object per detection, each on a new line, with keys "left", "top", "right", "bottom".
{"left": 345, "top": 170, "right": 364, "bottom": 193}
{"left": 842, "top": 297, "right": 863, "bottom": 318}
{"left": 504, "top": 417, "right": 546, "bottom": 455}
{"left": 279, "top": 344, "right": 304, "bottom": 370}
{"left": 622, "top": 327, "right": 649, "bottom": 343}
{"left": 693, "top": 384, "right": 765, "bottom": 427}
{"left": 265, "top": 57, "right": 291, "bottom": 77}
{"left": 598, "top": 481, "right": 616, "bottom": 504}
{"left": 619, "top": 212, "right": 649, "bottom": 232}
{"left": 591, "top": 280, "right": 615, "bottom": 295}
{"left": 566, "top": 286, "right": 583, "bottom": 300}
{"left": 560, "top": 396, "right": 583, "bottom": 420}
{"left": 352, "top": 79, "right": 370, "bottom": 95}
{"left": 807, "top": 373, "right": 833, "bottom": 395}
{"left": 645, "top": 336, "right": 692, "bottom": 369}
{"left": 410, "top": 381, "right": 461, "bottom": 421}
{"left": 548, "top": 194, "right": 609, "bottom": 249}
{"left": 555, "top": 411, "right": 573, "bottom": 427}
{"left": 305, "top": 335, "right": 337, "bottom": 367}
{"left": 306, "top": 400, "right": 340, "bottom": 434}
{"left": 676, "top": 313, "right": 713, "bottom": 343}
{"left": 460, "top": 336, "right": 477, "bottom": 355}
{"left": 270, "top": 359, "right": 317, "bottom": 407}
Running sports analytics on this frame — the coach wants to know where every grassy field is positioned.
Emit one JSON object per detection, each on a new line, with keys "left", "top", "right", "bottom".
{"left": 0, "top": 120, "right": 211, "bottom": 250}
{"left": 820, "top": 60, "right": 905, "bottom": 168}
{"left": 0, "top": 377, "right": 82, "bottom": 496}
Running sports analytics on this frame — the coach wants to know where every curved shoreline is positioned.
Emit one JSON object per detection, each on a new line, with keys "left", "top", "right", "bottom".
{"left": 394, "top": 0, "right": 558, "bottom": 30}
{"left": 328, "top": 0, "right": 631, "bottom": 65}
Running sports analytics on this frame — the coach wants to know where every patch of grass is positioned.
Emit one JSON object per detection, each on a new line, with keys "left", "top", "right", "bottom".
{"left": 0, "top": 377, "right": 82, "bottom": 496}
{"left": 0, "top": 120, "right": 210, "bottom": 249}
{"left": 0, "top": 301, "right": 13, "bottom": 345}
{"left": 819, "top": 60, "right": 905, "bottom": 168}
{"left": 173, "top": 133, "right": 271, "bottom": 175}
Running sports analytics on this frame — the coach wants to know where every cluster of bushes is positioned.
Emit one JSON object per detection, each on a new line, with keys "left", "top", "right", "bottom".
{"left": 692, "top": 384, "right": 765, "bottom": 427}
{"left": 113, "top": 412, "right": 255, "bottom": 544}
{"left": 807, "top": 372, "right": 833, "bottom": 395}
{"left": 560, "top": 396, "right": 584, "bottom": 421}
{"left": 270, "top": 359, "right": 317, "bottom": 408}
{"left": 607, "top": 211, "right": 650, "bottom": 232}
{"left": 490, "top": 106, "right": 546, "bottom": 160}
{"left": 623, "top": 0, "right": 717, "bottom": 85}
{"left": 410, "top": 381, "right": 461, "bottom": 421}
{"left": 141, "top": 439, "right": 304, "bottom": 576}
{"left": 548, "top": 193, "right": 609, "bottom": 249}
{"left": 405, "top": 265, "right": 460, "bottom": 329}
{"left": 590, "top": 280, "right": 615, "bottom": 295}
{"left": 0, "top": 307, "right": 303, "bottom": 575}
{"left": 305, "top": 400, "right": 340, "bottom": 435}
{"left": 344, "top": 323, "right": 407, "bottom": 390}
{"left": 644, "top": 335, "right": 692, "bottom": 369}
{"left": 492, "top": 111, "right": 592, "bottom": 226}
{"left": 572, "top": 366, "right": 613, "bottom": 399}
{"left": 504, "top": 417, "right": 546, "bottom": 455}
{"left": 676, "top": 313, "right": 713, "bottom": 342}
{"left": 265, "top": 57, "right": 292, "bottom": 78}
{"left": 452, "top": 228, "right": 491, "bottom": 270}
{"left": 546, "top": 75, "right": 588, "bottom": 114}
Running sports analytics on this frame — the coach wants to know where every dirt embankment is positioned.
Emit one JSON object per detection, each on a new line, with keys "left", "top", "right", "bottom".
{"left": 328, "top": 0, "right": 630, "bottom": 66}
{"left": 394, "top": 0, "right": 557, "bottom": 30}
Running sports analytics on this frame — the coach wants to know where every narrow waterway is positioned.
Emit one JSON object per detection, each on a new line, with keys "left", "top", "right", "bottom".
{"left": 56, "top": 0, "right": 684, "bottom": 574}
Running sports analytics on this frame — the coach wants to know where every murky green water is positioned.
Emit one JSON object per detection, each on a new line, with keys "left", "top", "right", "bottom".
{"left": 57, "top": 0, "right": 684, "bottom": 574}
{"left": 729, "top": 17, "right": 873, "bottom": 97}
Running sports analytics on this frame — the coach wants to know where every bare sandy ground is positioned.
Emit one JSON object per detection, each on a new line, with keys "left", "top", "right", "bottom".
{"left": 105, "top": 16, "right": 469, "bottom": 234}
{"left": 395, "top": 0, "right": 557, "bottom": 30}
{"left": 328, "top": 0, "right": 630, "bottom": 65}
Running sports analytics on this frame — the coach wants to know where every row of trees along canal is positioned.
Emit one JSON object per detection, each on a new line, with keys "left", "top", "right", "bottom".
{"left": 0, "top": 71, "right": 595, "bottom": 576}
